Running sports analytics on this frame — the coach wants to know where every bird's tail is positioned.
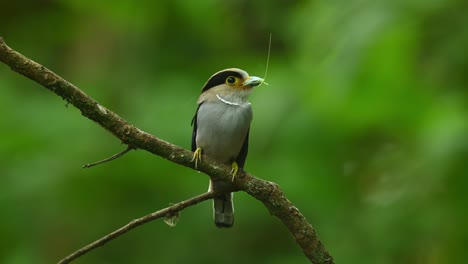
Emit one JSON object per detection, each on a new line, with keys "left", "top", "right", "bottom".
{"left": 210, "top": 180, "right": 234, "bottom": 228}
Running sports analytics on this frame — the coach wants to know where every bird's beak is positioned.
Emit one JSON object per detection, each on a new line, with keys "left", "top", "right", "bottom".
{"left": 243, "top": 76, "right": 264, "bottom": 87}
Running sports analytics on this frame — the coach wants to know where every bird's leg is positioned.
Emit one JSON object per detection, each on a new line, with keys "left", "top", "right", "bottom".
{"left": 191, "top": 147, "right": 202, "bottom": 169}
{"left": 230, "top": 161, "right": 238, "bottom": 182}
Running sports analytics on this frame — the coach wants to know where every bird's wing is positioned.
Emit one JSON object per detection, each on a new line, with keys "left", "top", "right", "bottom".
{"left": 236, "top": 128, "right": 250, "bottom": 169}
{"left": 191, "top": 104, "right": 202, "bottom": 151}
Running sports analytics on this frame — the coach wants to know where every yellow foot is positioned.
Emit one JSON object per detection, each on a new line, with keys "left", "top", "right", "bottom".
{"left": 230, "top": 161, "right": 238, "bottom": 182}
{"left": 191, "top": 147, "right": 202, "bottom": 169}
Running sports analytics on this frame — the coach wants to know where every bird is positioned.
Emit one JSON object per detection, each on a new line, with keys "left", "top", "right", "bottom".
{"left": 191, "top": 68, "right": 264, "bottom": 227}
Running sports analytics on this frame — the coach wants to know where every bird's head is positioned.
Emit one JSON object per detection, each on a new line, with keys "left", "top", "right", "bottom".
{"left": 201, "top": 68, "right": 263, "bottom": 93}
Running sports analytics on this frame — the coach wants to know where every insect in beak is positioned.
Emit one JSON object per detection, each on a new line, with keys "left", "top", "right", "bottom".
{"left": 243, "top": 76, "right": 264, "bottom": 87}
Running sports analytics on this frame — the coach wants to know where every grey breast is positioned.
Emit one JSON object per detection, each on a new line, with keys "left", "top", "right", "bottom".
{"left": 196, "top": 100, "right": 252, "bottom": 163}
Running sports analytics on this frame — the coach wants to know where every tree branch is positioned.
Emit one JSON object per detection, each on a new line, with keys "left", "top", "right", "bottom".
{"left": 0, "top": 37, "right": 334, "bottom": 264}
{"left": 57, "top": 191, "right": 216, "bottom": 264}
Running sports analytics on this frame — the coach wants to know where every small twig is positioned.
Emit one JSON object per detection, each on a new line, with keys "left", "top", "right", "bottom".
{"left": 57, "top": 191, "right": 216, "bottom": 264}
{"left": 82, "top": 145, "right": 135, "bottom": 168}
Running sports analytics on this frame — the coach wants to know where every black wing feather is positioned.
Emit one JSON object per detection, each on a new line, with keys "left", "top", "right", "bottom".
{"left": 191, "top": 104, "right": 202, "bottom": 152}
{"left": 236, "top": 129, "right": 250, "bottom": 168}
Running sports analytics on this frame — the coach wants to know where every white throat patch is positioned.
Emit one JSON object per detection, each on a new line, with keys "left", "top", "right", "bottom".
{"left": 216, "top": 94, "right": 241, "bottom": 106}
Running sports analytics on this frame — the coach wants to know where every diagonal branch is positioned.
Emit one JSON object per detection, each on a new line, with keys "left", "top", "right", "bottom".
{"left": 57, "top": 191, "right": 216, "bottom": 264}
{"left": 0, "top": 37, "right": 334, "bottom": 264}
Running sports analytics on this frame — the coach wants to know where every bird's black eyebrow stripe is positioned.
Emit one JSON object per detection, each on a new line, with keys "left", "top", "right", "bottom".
{"left": 201, "top": 70, "right": 244, "bottom": 92}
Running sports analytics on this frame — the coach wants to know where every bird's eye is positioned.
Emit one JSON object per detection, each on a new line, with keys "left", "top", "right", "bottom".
{"left": 226, "top": 76, "right": 237, "bottom": 85}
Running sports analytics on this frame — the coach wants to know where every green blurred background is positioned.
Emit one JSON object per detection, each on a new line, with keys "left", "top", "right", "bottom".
{"left": 1, "top": 0, "right": 467, "bottom": 263}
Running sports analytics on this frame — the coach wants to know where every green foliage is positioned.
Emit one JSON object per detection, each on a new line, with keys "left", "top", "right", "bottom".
{"left": 1, "top": 0, "right": 467, "bottom": 263}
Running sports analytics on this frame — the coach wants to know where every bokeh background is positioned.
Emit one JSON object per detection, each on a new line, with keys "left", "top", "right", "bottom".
{"left": 1, "top": 0, "right": 467, "bottom": 263}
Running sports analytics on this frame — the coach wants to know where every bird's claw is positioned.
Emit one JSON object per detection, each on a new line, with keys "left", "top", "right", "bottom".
{"left": 192, "top": 148, "right": 202, "bottom": 169}
{"left": 230, "top": 161, "right": 238, "bottom": 182}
